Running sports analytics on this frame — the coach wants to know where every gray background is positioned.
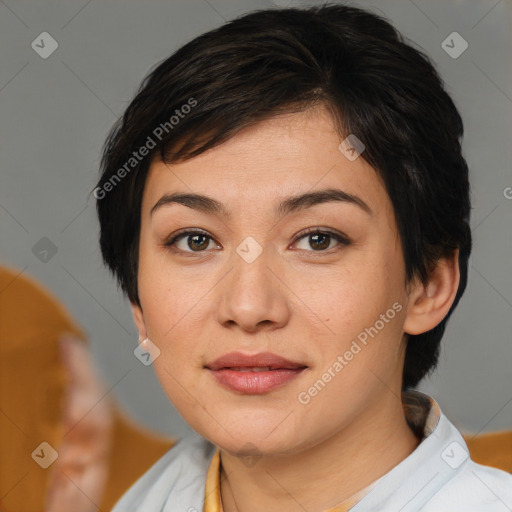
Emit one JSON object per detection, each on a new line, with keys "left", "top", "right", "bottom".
{"left": 1, "top": 0, "right": 511, "bottom": 440}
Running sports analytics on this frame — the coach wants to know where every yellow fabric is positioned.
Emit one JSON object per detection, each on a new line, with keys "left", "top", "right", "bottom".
{"left": 203, "top": 450, "right": 223, "bottom": 511}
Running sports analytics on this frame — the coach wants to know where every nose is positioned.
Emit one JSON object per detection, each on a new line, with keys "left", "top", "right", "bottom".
{"left": 214, "top": 241, "right": 291, "bottom": 334}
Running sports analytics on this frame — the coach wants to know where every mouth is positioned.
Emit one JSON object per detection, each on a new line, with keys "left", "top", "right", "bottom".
{"left": 205, "top": 352, "right": 308, "bottom": 394}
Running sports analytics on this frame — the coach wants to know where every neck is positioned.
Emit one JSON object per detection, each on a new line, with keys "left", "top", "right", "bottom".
{"left": 219, "top": 391, "right": 420, "bottom": 512}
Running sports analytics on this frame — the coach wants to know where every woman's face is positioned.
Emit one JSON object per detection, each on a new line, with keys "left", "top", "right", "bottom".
{"left": 133, "top": 105, "right": 418, "bottom": 456}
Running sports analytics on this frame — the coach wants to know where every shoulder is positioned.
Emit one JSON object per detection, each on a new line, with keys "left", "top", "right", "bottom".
{"left": 421, "top": 459, "right": 512, "bottom": 511}
{"left": 358, "top": 393, "right": 512, "bottom": 512}
{"left": 110, "top": 435, "right": 216, "bottom": 511}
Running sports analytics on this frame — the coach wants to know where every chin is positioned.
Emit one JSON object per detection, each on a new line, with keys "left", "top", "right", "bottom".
{"left": 194, "top": 414, "right": 303, "bottom": 456}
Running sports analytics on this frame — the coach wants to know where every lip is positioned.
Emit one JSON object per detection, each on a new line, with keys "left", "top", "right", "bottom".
{"left": 205, "top": 351, "right": 306, "bottom": 371}
{"left": 205, "top": 351, "right": 308, "bottom": 394}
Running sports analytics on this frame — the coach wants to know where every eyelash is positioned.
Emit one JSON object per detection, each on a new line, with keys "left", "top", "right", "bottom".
{"left": 163, "top": 227, "right": 351, "bottom": 255}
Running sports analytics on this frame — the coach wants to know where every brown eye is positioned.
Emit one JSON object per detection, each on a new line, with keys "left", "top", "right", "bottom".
{"left": 165, "top": 229, "right": 218, "bottom": 253}
{"left": 184, "top": 233, "right": 211, "bottom": 251}
{"left": 308, "top": 233, "right": 331, "bottom": 251}
{"left": 293, "top": 228, "right": 350, "bottom": 252}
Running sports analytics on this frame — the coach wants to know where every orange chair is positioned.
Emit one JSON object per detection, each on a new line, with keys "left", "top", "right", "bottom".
{"left": 463, "top": 431, "right": 512, "bottom": 473}
{"left": 0, "top": 265, "right": 176, "bottom": 512}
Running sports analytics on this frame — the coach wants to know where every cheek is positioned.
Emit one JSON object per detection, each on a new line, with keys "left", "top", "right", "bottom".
{"left": 310, "top": 261, "right": 390, "bottom": 329}
{"left": 308, "top": 251, "right": 406, "bottom": 370}
{"left": 137, "top": 264, "right": 216, "bottom": 388}
{"left": 138, "top": 239, "right": 203, "bottom": 338}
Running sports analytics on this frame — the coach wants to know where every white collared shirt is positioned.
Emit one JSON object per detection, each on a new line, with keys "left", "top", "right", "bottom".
{"left": 110, "top": 391, "right": 512, "bottom": 511}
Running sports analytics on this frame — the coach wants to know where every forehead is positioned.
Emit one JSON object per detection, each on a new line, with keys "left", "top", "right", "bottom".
{"left": 142, "top": 105, "right": 390, "bottom": 220}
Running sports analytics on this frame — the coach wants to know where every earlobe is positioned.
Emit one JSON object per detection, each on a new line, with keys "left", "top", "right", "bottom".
{"left": 130, "top": 301, "right": 147, "bottom": 341}
{"left": 403, "top": 250, "right": 460, "bottom": 336}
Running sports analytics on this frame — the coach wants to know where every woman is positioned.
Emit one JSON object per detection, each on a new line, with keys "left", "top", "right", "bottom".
{"left": 95, "top": 4, "right": 512, "bottom": 511}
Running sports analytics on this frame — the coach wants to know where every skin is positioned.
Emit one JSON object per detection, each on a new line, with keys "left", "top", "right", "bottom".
{"left": 131, "top": 105, "right": 460, "bottom": 511}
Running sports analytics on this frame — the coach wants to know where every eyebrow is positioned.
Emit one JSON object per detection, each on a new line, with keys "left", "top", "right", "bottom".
{"left": 150, "top": 188, "right": 372, "bottom": 219}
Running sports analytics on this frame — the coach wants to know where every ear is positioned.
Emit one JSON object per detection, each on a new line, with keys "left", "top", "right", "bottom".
{"left": 403, "top": 249, "right": 460, "bottom": 336}
{"left": 131, "top": 301, "right": 147, "bottom": 341}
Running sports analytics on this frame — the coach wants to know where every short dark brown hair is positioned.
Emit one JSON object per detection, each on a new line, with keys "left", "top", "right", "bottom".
{"left": 95, "top": 3, "right": 472, "bottom": 390}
